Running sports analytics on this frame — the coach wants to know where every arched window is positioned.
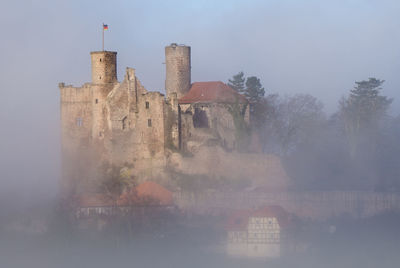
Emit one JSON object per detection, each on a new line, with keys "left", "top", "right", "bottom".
{"left": 122, "top": 116, "right": 127, "bottom": 130}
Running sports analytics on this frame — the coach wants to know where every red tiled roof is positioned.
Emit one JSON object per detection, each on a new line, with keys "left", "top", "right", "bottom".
{"left": 136, "top": 181, "right": 173, "bottom": 206}
{"left": 77, "top": 193, "right": 114, "bottom": 207}
{"left": 226, "top": 205, "right": 289, "bottom": 231}
{"left": 117, "top": 189, "right": 140, "bottom": 206}
{"left": 77, "top": 182, "right": 173, "bottom": 208}
{"left": 226, "top": 209, "right": 252, "bottom": 231}
{"left": 179, "top": 81, "right": 247, "bottom": 104}
{"left": 252, "top": 206, "right": 289, "bottom": 227}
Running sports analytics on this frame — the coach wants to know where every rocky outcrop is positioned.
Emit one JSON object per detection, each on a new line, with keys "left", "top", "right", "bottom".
{"left": 167, "top": 146, "right": 290, "bottom": 191}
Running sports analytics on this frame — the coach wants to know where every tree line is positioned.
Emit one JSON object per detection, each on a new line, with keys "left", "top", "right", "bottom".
{"left": 228, "top": 72, "right": 399, "bottom": 191}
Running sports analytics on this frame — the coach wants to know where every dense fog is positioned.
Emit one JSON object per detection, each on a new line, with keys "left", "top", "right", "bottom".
{"left": 1, "top": 0, "right": 400, "bottom": 267}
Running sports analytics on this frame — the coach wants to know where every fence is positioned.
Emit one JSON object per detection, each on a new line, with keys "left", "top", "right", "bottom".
{"left": 173, "top": 191, "right": 400, "bottom": 220}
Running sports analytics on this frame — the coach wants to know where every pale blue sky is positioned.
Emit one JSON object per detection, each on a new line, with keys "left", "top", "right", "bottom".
{"left": 2, "top": 0, "right": 400, "bottom": 111}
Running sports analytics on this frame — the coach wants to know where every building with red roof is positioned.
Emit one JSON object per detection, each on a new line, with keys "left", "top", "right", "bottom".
{"left": 179, "top": 81, "right": 247, "bottom": 104}
{"left": 75, "top": 182, "right": 174, "bottom": 218}
{"left": 178, "top": 81, "right": 249, "bottom": 152}
{"left": 135, "top": 181, "right": 173, "bottom": 206}
{"left": 60, "top": 43, "right": 286, "bottom": 202}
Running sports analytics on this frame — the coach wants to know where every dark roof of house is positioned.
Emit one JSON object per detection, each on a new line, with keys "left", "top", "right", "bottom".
{"left": 179, "top": 81, "right": 247, "bottom": 104}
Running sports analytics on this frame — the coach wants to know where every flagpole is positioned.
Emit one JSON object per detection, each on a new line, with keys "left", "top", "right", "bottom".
{"left": 102, "top": 23, "right": 104, "bottom": 51}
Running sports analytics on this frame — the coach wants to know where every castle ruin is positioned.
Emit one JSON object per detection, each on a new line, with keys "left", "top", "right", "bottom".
{"left": 59, "top": 44, "right": 289, "bottom": 197}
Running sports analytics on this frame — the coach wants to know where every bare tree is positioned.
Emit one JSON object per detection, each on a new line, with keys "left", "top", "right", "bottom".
{"left": 263, "top": 94, "right": 325, "bottom": 156}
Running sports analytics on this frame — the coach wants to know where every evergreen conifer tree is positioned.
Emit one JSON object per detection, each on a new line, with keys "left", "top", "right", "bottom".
{"left": 228, "top": 71, "right": 245, "bottom": 93}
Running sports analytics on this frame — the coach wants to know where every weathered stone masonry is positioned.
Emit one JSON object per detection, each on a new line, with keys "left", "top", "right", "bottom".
{"left": 59, "top": 44, "right": 288, "bottom": 198}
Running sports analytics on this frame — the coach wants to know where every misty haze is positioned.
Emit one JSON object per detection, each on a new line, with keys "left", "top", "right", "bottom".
{"left": 1, "top": 1, "right": 400, "bottom": 267}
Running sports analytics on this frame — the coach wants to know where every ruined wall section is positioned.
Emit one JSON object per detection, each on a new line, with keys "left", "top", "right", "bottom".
{"left": 165, "top": 44, "right": 191, "bottom": 149}
{"left": 103, "top": 68, "right": 166, "bottom": 181}
{"left": 59, "top": 83, "right": 93, "bottom": 149}
{"left": 59, "top": 83, "right": 94, "bottom": 196}
{"left": 106, "top": 80, "right": 130, "bottom": 132}
{"left": 91, "top": 83, "right": 119, "bottom": 144}
{"left": 179, "top": 103, "right": 244, "bottom": 152}
{"left": 137, "top": 91, "right": 166, "bottom": 161}
{"left": 164, "top": 93, "right": 180, "bottom": 149}
{"left": 210, "top": 104, "right": 238, "bottom": 150}
{"left": 179, "top": 104, "right": 213, "bottom": 153}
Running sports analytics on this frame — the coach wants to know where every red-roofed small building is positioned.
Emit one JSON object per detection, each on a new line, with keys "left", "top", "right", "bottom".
{"left": 179, "top": 81, "right": 247, "bottom": 105}
{"left": 178, "top": 81, "right": 249, "bottom": 152}
{"left": 75, "top": 182, "right": 174, "bottom": 219}
{"left": 76, "top": 193, "right": 115, "bottom": 218}
{"left": 226, "top": 206, "right": 289, "bottom": 258}
{"left": 136, "top": 181, "right": 173, "bottom": 206}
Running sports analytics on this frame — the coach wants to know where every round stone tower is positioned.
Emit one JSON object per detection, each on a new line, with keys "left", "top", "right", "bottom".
{"left": 165, "top": 43, "right": 191, "bottom": 99}
{"left": 90, "top": 51, "right": 117, "bottom": 84}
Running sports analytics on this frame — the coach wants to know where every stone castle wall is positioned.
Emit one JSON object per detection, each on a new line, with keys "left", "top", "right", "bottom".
{"left": 60, "top": 55, "right": 169, "bottom": 195}
{"left": 102, "top": 68, "right": 166, "bottom": 168}
{"left": 59, "top": 83, "right": 93, "bottom": 152}
{"left": 179, "top": 103, "right": 249, "bottom": 152}
{"left": 59, "top": 45, "right": 258, "bottom": 197}
{"left": 59, "top": 83, "right": 95, "bottom": 195}
{"left": 173, "top": 191, "right": 400, "bottom": 220}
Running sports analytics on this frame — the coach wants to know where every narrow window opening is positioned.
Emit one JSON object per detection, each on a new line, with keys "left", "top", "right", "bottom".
{"left": 148, "top": 119, "right": 152, "bottom": 127}
{"left": 99, "top": 58, "right": 102, "bottom": 62}
{"left": 99, "top": 132, "right": 102, "bottom": 137}
{"left": 193, "top": 108, "right": 209, "bottom": 128}
{"left": 76, "top": 117, "right": 83, "bottom": 127}
{"left": 145, "top": 101, "right": 150, "bottom": 109}
{"left": 99, "top": 76, "right": 101, "bottom": 80}
{"left": 122, "top": 117, "right": 127, "bottom": 130}
{"left": 95, "top": 99, "right": 98, "bottom": 104}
